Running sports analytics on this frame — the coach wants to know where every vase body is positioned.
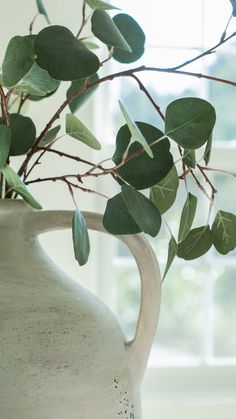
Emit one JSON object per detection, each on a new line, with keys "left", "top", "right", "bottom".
{"left": 0, "top": 201, "right": 161, "bottom": 419}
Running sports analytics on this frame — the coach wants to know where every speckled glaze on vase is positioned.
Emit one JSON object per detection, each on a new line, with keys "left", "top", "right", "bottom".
{"left": 0, "top": 200, "right": 161, "bottom": 419}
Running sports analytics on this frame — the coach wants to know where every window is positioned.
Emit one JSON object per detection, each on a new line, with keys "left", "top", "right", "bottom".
{"left": 92, "top": 0, "right": 236, "bottom": 417}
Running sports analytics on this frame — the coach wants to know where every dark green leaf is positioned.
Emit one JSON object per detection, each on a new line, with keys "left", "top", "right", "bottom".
{"left": 203, "top": 133, "right": 212, "bottom": 166}
{"left": 165, "top": 98, "right": 216, "bottom": 150}
{"left": 72, "top": 209, "right": 90, "bottom": 266}
{"left": 66, "top": 113, "right": 101, "bottom": 150}
{"left": 15, "top": 62, "right": 60, "bottom": 97}
{"left": 230, "top": 0, "right": 236, "bottom": 16}
{"left": 183, "top": 149, "right": 196, "bottom": 168}
{"left": 150, "top": 165, "right": 179, "bottom": 214}
{"left": 122, "top": 184, "right": 161, "bottom": 237}
{"left": 36, "top": 0, "right": 50, "bottom": 24}
{"left": 177, "top": 226, "right": 213, "bottom": 260}
{"left": 112, "top": 13, "right": 145, "bottom": 63}
{"left": 212, "top": 210, "right": 236, "bottom": 255}
{"left": 2, "top": 36, "right": 35, "bottom": 87}
{"left": 119, "top": 101, "right": 153, "bottom": 157}
{"left": 113, "top": 122, "right": 173, "bottom": 190}
{"left": 103, "top": 192, "right": 141, "bottom": 235}
{"left": 0, "top": 126, "right": 11, "bottom": 170}
{"left": 0, "top": 114, "right": 36, "bottom": 156}
{"left": 163, "top": 235, "right": 178, "bottom": 280}
{"left": 85, "top": 0, "right": 119, "bottom": 10}
{"left": 67, "top": 73, "right": 99, "bottom": 114}
{"left": 1, "top": 165, "right": 42, "bottom": 209}
{"left": 35, "top": 26, "right": 100, "bottom": 81}
{"left": 178, "top": 193, "right": 197, "bottom": 242}
{"left": 91, "top": 9, "right": 131, "bottom": 52}
{"left": 39, "top": 125, "right": 60, "bottom": 146}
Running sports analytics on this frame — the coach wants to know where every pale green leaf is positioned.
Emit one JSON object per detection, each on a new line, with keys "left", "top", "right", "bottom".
{"left": 183, "top": 149, "right": 196, "bottom": 168}
{"left": 162, "top": 235, "right": 178, "bottom": 280}
{"left": 82, "top": 41, "right": 99, "bottom": 50}
{"left": 119, "top": 101, "right": 153, "bottom": 158}
{"left": 121, "top": 184, "right": 161, "bottom": 237}
{"left": 1, "top": 165, "right": 42, "bottom": 209}
{"left": 91, "top": 9, "right": 131, "bottom": 52}
{"left": 230, "top": 0, "right": 236, "bottom": 16}
{"left": 72, "top": 209, "right": 90, "bottom": 266}
{"left": 203, "top": 133, "right": 212, "bottom": 166}
{"left": 66, "top": 113, "right": 101, "bottom": 150}
{"left": 85, "top": 0, "right": 119, "bottom": 10}
{"left": 150, "top": 165, "right": 179, "bottom": 214}
{"left": 36, "top": 0, "right": 51, "bottom": 24}
{"left": 39, "top": 125, "right": 60, "bottom": 146}
{"left": 177, "top": 226, "right": 213, "bottom": 260}
{"left": 15, "top": 62, "right": 60, "bottom": 97}
{"left": 212, "top": 210, "right": 236, "bottom": 255}
{"left": 178, "top": 193, "right": 197, "bottom": 242}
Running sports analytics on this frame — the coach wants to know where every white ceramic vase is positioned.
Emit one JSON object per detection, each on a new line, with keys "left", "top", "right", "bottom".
{"left": 0, "top": 200, "right": 161, "bottom": 419}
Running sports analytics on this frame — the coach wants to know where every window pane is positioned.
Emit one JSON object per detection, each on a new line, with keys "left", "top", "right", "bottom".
{"left": 214, "top": 267, "right": 236, "bottom": 357}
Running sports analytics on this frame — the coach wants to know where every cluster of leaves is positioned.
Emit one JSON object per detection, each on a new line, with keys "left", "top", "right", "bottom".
{"left": 0, "top": 0, "right": 236, "bottom": 276}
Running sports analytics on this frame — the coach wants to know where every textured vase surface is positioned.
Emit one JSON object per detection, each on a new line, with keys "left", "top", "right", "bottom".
{"left": 0, "top": 200, "right": 161, "bottom": 419}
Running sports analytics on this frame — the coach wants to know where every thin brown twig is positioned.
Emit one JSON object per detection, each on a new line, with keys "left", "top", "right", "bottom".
{"left": 129, "top": 73, "right": 165, "bottom": 121}
{"left": 25, "top": 175, "right": 109, "bottom": 199}
{"left": 0, "top": 85, "right": 10, "bottom": 127}
{"left": 76, "top": 1, "right": 90, "bottom": 38}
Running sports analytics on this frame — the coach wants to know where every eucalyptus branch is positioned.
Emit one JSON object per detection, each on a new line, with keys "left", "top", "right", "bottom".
{"left": 197, "top": 163, "right": 217, "bottom": 197}
{"left": 29, "top": 13, "right": 39, "bottom": 34}
{"left": 76, "top": 1, "right": 90, "bottom": 39}
{"left": 25, "top": 175, "right": 109, "bottom": 199}
{"left": 17, "top": 61, "right": 236, "bottom": 180}
{"left": 171, "top": 30, "right": 236, "bottom": 71}
{"left": 17, "top": 93, "right": 29, "bottom": 114}
{"left": 129, "top": 73, "right": 165, "bottom": 122}
{"left": 37, "top": 147, "right": 106, "bottom": 171}
{"left": 220, "top": 13, "right": 233, "bottom": 42}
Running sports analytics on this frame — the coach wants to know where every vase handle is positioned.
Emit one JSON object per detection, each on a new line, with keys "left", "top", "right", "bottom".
{"left": 29, "top": 210, "right": 161, "bottom": 383}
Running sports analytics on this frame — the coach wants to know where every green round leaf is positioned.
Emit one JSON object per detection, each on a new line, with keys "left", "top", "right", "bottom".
{"left": 177, "top": 226, "right": 213, "bottom": 260}
{"left": 35, "top": 26, "right": 100, "bottom": 81}
{"left": 103, "top": 192, "right": 141, "bottom": 235}
{"left": 0, "top": 114, "right": 36, "bottom": 156}
{"left": 112, "top": 14, "right": 145, "bottom": 63}
{"left": 150, "top": 165, "right": 179, "bottom": 214}
{"left": 165, "top": 98, "right": 216, "bottom": 150}
{"left": 122, "top": 184, "right": 162, "bottom": 237}
{"left": 67, "top": 73, "right": 99, "bottom": 114}
{"left": 2, "top": 36, "right": 35, "bottom": 87}
{"left": 212, "top": 210, "right": 236, "bottom": 255}
{"left": 113, "top": 122, "right": 173, "bottom": 190}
